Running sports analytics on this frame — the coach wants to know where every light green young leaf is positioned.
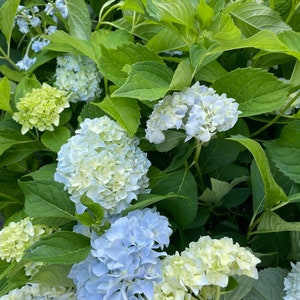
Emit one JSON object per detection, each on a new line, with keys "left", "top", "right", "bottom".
{"left": 278, "top": 30, "right": 300, "bottom": 60}
{"left": 94, "top": 97, "right": 140, "bottom": 137}
{"left": 257, "top": 210, "right": 300, "bottom": 233}
{"left": 212, "top": 68, "right": 289, "bottom": 116}
{"left": 45, "top": 31, "right": 99, "bottom": 63}
{"left": 146, "top": 0, "right": 195, "bottom": 28}
{"left": 99, "top": 43, "right": 164, "bottom": 86}
{"left": 20, "top": 180, "right": 76, "bottom": 220}
{"left": 0, "top": 65, "right": 23, "bottom": 82}
{"left": 41, "top": 126, "right": 71, "bottom": 153}
{"left": 66, "top": 0, "right": 91, "bottom": 40}
{"left": 146, "top": 27, "right": 187, "bottom": 52}
{"left": 31, "top": 265, "right": 73, "bottom": 287}
{"left": 230, "top": 2, "right": 291, "bottom": 36}
{"left": 169, "top": 59, "right": 193, "bottom": 90}
{"left": 91, "top": 29, "right": 134, "bottom": 49}
{"left": 244, "top": 268, "right": 288, "bottom": 300}
{"left": 24, "top": 231, "right": 90, "bottom": 264}
{"left": 229, "top": 136, "right": 288, "bottom": 208}
{"left": 0, "top": 0, "right": 20, "bottom": 44}
{"left": 199, "top": 176, "right": 248, "bottom": 205}
{"left": 112, "top": 61, "right": 173, "bottom": 101}
{"left": 264, "top": 122, "right": 300, "bottom": 184}
{"left": 196, "top": 0, "right": 214, "bottom": 29}
{"left": 0, "top": 77, "right": 13, "bottom": 114}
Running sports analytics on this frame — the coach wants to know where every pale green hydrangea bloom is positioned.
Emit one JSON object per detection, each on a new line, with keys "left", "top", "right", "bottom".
{"left": 0, "top": 283, "right": 76, "bottom": 300}
{"left": 55, "top": 116, "right": 151, "bottom": 215}
{"left": 0, "top": 217, "right": 52, "bottom": 262}
{"left": 54, "top": 54, "right": 102, "bottom": 102}
{"left": 145, "top": 82, "right": 240, "bottom": 144}
{"left": 154, "top": 236, "right": 261, "bottom": 299}
{"left": 13, "top": 83, "right": 69, "bottom": 134}
{"left": 284, "top": 261, "right": 300, "bottom": 300}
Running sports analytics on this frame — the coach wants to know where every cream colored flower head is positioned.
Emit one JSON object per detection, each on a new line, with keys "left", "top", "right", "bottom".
{"left": 13, "top": 83, "right": 69, "bottom": 134}
{"left": 0, "top": 217, "right": 52, "bottom": 262}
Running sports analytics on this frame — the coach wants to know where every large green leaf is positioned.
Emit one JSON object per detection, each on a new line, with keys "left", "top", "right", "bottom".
{"left": 20, "top": 180, "right": 76, "bottom": 220}
{"left": 23, "top": 231, "right": 90, "bottom": 264}
{"left": 229, "top": 136, "right": 288, "bottom": 208}
{"left": 230, "top": 2, "right": 291, "bottom": 36}
{"left": 94, "top": 97, "right": 140, "bottom": 136}
{"left": 264, "top": 122, "right": 300, "bottom": 184}
{"left": 244, "top": 268, "right": 288, "bottom": 300}
{"left": 212, "top": 68, "right": 289, "bottom": 117}
{"left": 150, "top": 168, "right": 198, "bottom": 227}
{"left": 0, "top": 0, "right": 19, "bottom": 43}
{"left": 257, "top": 210, "right": 300, "bottom": 233}
{"left": 99, "top": 43, "right": 164, "bottom": 86}
{"left": 41, "top": 126, "right": 71, "bottom": 153}
{"left": 112, "top": 61, "right": 173, "bottom": 101}
{"left": 66, "top": 0, "right": 91, "bottom": 40}
{"left": 45, "top": 31, "right": 99, "bottom": 63}
{"left": 145, "top": 0, "right": 195, "bottom": 29}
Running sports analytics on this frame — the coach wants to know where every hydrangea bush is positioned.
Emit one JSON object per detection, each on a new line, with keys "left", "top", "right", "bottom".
{"left": 0, "top": 0, "right": 300, "bottom": 299}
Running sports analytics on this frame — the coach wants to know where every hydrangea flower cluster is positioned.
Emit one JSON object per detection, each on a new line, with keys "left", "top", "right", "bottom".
{"left": 145, "top": 82, "right": 241, "bottom": 144}
{"left": 54, "top": 54, "right": 102, "bottom": 102}
{"left": 15, "top": 5, "right": 40, "bottom": 34}
{"left": 68, "top": 208, "right": 172, "bottom": 299}
{"left": 54, "top": 116, "right": 151, "bottom": 215}
{"left": 154, "top": 236, "right": 261, "bottom": 299}
{"left": 283, "top": 261, "right": 300, "bottom": 300}
{"left": 45, "top": 0, "right": 68, "bottom": 19}
{"left": 13, "top": 83, "right": 69, "bottom": 134}
{"left": 0, "top": 283, "right": 75, "bottom": 300}
{"left": 0, "top": 217, "right": 53, "bottom": 263}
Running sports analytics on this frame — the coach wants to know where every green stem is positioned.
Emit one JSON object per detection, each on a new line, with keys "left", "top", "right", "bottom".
{"left": 250, "top": 90, "right": 300, "bottom": 138}
{"left": 285, "top": 0, "right": 300, "bottom": 24}
{"left": 190, "top": 138, "right": 204, "bottom": 189}
{"left": 215, "top": 286, "right": 221, "bottom": 300}
{"left": 269, "top": 0, "right": 275, "bottom": 10}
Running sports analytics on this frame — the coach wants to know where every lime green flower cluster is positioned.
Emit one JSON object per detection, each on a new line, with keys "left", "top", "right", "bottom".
{"left": 154, "top": 236, "right": 261, "bottom": 299}
{"left": 13, "top": 83, "right": 69, "bottom": 134}
{"left": 0, "top": 217, "right": 53, "bottom": 263}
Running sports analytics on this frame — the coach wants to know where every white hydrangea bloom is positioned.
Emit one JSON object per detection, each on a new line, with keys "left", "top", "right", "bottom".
{"left": 0, "top": 217, "right": 52, "bottom": 262}
{"left": 54, "top": 54, "right": 102, "bottom": 102}
{"left": 284, "top": 261, "right": 300, "bottom": 300}
{"left": 154, "top": 235, "right": 260, "bottom": 299}
{"left": 145, "top": 82, "right": 241, "bottom": 143}
{"left": 0, "top": 283, "right": 76, "bottom": 300}
{"left": 54, "top": 116, "right": 151, "bottom": 215}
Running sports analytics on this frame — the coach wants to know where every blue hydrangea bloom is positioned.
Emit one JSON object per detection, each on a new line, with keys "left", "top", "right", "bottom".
{"left": 69, "top": 208, "right": 172, "bottom": 300}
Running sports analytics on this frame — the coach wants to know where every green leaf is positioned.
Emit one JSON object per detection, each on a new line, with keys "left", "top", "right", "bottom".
{"left": 91, "top": 29, "right": 134, "bottom": 49}
{"left": 31, "top": 264, "right": 73, "bottom": 287}
{"left": 230, "top": 2, "right": 291, "bottom": 36}
{"left": 45, "top": 30, "right": 99, "bottom": 63}
{"left": 112, "top": 61, "right": 173, "bottom": 101}
{"left": 278, "top": 30, "right": 300, "bottom": 60}
{"left": 99, "top": 43, "right": 164, "bottom": 86}
{"left": 150, "top": 168, "right": 198, "bottom": 227}
{"left": 41, "top": 126, "right": 71, "bottom": 153}
{"left": 123, "top": 192, "right": 187, "bottom": 214}
{"left": 154, "top": 130, "right": 186, "bottom": 152}
{"left": 212, "top": 68, "right": 289, "bottom": 117}
{"left": 196, "top": 0, "right": 214, "bottom": 29}
{"left": 229, "top": 136, "right": 288, "bottom": 208}
{"left": 20, "top": 180, "right": 76, "bottom": 220}
{"left": 169, "top": 59, "right": 193, "bottom": 90}
{"left": 194, "top": 60, "right": 227, "bottom": 83}
{"left": 94, "top": 97, "right": 140, "bottom": 136}
{"left": 0, "top": 77, "right": 13, "bottom": 114}
{"left": 222, "top": 275, "right": 253, "bottom": 300}
{"left": 146, "top": 0, "right": 195, "bottom": 29}
{"left": 0, "top": 0, "right": 20, "bottom": 43}
{"left": 24, "top": 231, "right": 90, "bottom": 264}
{"left": 146, "top": 27, "right": 186, "bottom": 52}
{"left": 0, "top": 65, "right": 23, "bottom": 82}
{"left": 0, "top": 129, "right": 34, "bottom": 156}
{"left": 66, "top": 0, "right": 91, "bottom": 40}
{"left": 244, "top": 268, "right": 288, "bottom": 300}
{"left": 264, "top": 122, "right": 300, "bottom": 184}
